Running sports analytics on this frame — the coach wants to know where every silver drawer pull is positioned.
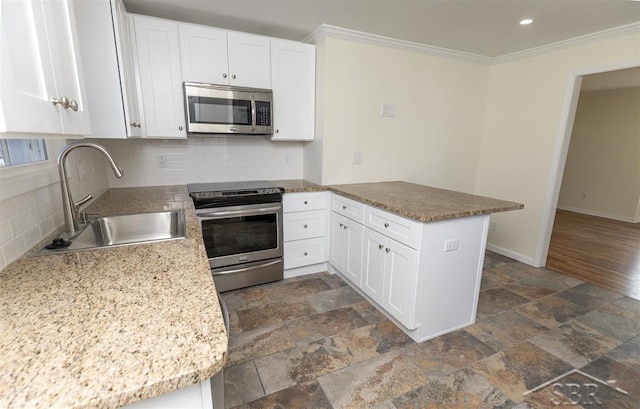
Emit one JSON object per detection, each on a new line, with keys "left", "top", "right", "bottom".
{"left": 378, "top": 244, "right": 384, "bottom": 249}
{"left": 342, "top": 205, "right": 347, "bottom": 210}
{"left": 304, "top": 252, "right": 308, "bottom": 256}
{"left": 304, "top": 200, "right": 308, "bottom": 204}
{"left": 384, "top": 223, "right": 390, "bottom": 228}
{"left": 385, "top": 247, "right": 391, "bottom": 253}
{"left": 343, "top": 225, "right": 347, "bottom": 230}
{"left": 339, "top": 223, "right": 343, "bottom": 227}
{"left": 303, "top": 224, "right": 308, "bottom": 228}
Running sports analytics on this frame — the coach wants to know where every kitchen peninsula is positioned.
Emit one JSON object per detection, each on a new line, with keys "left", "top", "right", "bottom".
{"left": 0, "top": 180, "right": 521, "bottom": 408}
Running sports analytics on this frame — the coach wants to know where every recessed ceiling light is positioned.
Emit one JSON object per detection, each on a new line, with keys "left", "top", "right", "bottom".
{"left": 520, "top": 18, "right": 534, "bottom": 25}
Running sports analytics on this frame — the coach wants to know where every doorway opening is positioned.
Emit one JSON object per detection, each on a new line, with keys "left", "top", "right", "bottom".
{"left": 543, "top": 67, "right": 640, "bottom": 300}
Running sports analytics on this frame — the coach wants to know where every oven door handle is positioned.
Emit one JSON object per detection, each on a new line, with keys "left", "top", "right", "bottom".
{"left": 251, "top": 95, "right": 257, "bottom": 132}
{"left": 197, "top": 206, "right": 281, "bottom": 218}
{"left": 213, "top": 259, "right": 282, "bottom": 276}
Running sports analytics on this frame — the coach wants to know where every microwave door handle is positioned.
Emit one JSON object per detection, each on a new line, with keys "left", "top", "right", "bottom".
{"left": 251, "top": 96, "right": 257, "bottom": 132}
{"left": 197, "top": 206, "right": 281, "bottom": 218}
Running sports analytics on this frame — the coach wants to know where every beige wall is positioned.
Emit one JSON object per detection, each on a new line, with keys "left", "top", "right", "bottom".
{"left": 312, "top": 37, "right": 490, "bottom": 192}
{"left": 475, "top": 32, "right": 640, "bottom": 265}
{"left": 557, "top": 88, "right": 640, "bottom": 222}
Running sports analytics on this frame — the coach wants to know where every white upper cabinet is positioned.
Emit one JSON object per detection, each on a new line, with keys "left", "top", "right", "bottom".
{"left": 179, "top": 25, "right": 271, "bottom": 89}
{"left": 227, "top": 32, "right": 271, "bottom": 88}
{"left": 0, "top": 0, "right": 91, "bottom": 137}
{"left": 270, "top": 39, "right": 315, "bottom": 141}
{"left": 74, "top": 0, "right": 142, "bottom": 138}
{"left": 179, "top": 24, "right": 229, "bottom": 84}
{"left": 132, "top": 15, "right": 186, "bottom": 138}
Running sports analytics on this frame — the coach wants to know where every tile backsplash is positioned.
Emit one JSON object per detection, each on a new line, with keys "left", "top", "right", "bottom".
{"left": 0, "top": 143, "right": 109, "bottom": 269}
{"left": 100, "top": 137, "right": 304, "bottom": 188}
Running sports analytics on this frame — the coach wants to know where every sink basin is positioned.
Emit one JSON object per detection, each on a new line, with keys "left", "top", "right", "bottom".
{"left": 37, "top": 210, "right": 186, "bottom": 255}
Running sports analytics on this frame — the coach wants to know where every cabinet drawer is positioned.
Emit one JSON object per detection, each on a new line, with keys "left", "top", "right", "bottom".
{"left": 284, "top": 210, "right": 326, "bottom": 241}
{"left": 365, "top": 206, "right": 421, "bottom": 249}
{"left": 331, "top": 194, "right": 365, "bottom": 224}
{"left": 284, "top": 237, "right": 327, "bottom": 269}
{"left": 283, "top": 192, "right": 327, "bottom": 212}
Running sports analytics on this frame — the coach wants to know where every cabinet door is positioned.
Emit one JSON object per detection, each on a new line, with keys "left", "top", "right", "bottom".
{"left": 270, "top": 40, "right": 315, "bottom": 141}
{"left": 383, "top": 239, "right": 418, "bottom": 330}
{"left": 1, "top": 0, "right": 89, "bottom": 136}
{"left": 112, "top": 0, "right": 142, "bottom": 137}
{"left": 132, "top": 15, "right": 186, "bottom": 138}
{"left": 227, "top": 32, "right": 270, "bottom": 88}
{"left": 329, "top": 213, "right": 347, "bottom": 273}
{"left": 362, "top": 228, "right": 386, "bottom": 304}
{"left": 343, "top": 219, "right": 364, "bottom": 287}
{"left": 179, "top": 24, "right": 229, "bottom": 84}
{"left": 44, "top": 0, "right": 91, "bottom": 135}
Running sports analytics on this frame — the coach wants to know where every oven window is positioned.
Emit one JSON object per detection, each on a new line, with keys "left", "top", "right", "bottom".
{"left": 201, "top": 214, "right": 278, "bottom": 258}
{"left": 188, "top": 96, "right": 252, "bottom": 125}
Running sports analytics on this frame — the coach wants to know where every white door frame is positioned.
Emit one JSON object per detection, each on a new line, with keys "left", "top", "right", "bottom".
{"left": 534, "top": 62, "right": 640, "bottom": 267}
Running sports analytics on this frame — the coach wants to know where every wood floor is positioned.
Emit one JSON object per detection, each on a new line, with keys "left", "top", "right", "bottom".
{"left": 546, "top": 209, "right": 640, "bottom": 300}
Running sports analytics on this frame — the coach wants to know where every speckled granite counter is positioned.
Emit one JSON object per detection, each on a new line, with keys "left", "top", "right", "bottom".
{"left": 271, "top": 179, "right": 325, "bottom": 193}
{"left": 327, "top": 181, "right": 523, "bottom": 222}
{"left": 0, "top": 186, "right": 226, "bottom": 409}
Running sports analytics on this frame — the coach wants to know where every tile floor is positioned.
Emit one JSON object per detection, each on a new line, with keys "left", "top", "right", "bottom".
{"left": 220, "top": 252, "right": 640, "bottom": 408}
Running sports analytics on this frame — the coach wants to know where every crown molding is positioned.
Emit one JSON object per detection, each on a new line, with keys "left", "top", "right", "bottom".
{"left": 493, "top": 22, "right": 640, "bottom": 64}
{"left": 305, "top": 22, "right": 640, "bottom": 66}
{"left": 303, "top": 24, "right": 493, "bottom": 65}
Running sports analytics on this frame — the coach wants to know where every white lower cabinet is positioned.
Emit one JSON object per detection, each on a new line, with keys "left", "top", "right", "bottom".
{"left": 329, "top": 193, "right": 491, "bottom": 343}
{"left": 283, "top": 192, "right": 329, "bottom": 276}
{"left": 123, "top": 378, "right": 215, "bottom": 409}
{"left": 330, "top": 212, "right": 364, "bottom": 287}
{"left": 362, "top": 227, "right": 418, "bottom": 329}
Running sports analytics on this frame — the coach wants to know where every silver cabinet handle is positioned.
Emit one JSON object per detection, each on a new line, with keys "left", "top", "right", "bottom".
{"left": 223, "top": 73, "right": 228, "bottom": 78}
{"left": 385, "top": 248, "right": 391, "bottom": 253}
{"left": 384, "top": 223, "right": 390, "bottom": 228}
{"left": 304, "top": 252, "right": 308, "bottom": 256}
{"left": 339, "top": 223, "right": 343, "bottom": 227}
{"left": 178, "top": 126, "right": 183, "bottom": 131}
{"left": 52, "top": 96, "right": 70, "bottom": 109}
{"left": 303, "top": 224, "right": 308, "bottom": 228}
{"left": 275, "top": 129, "right": 279, "bottom": 133}
{"left": 69, "top": 99, "right": 78, "bottom": 112}
{"left": 130, "top": 122, "right": 142, "bottom": 128}
{"left": 304, "top": 201, "right": 308, "bottom": 205}
{"left": 342, "top": 205, "right": 347, "bottom": 210}
{"left": 343, "top": 225, "right": 347, "bottom": 230}
{"left": 232, "top": 74, "right": 236, "bottom": 79}
{"left": 378, "top": 244, "right": 384, "bottom": 249}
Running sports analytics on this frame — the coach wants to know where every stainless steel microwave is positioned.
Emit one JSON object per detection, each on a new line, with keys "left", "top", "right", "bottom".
{"left": 183, "top": 82, "right": 273, "bottom": 135}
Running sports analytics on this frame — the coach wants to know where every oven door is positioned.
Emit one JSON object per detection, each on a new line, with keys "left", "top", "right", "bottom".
{"left": 196, "top": 202, "right": 283, "bottom": 269}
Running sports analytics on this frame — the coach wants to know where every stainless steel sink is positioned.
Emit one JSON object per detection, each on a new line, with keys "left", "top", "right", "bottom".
{"left": 37, "top": 210, "right": 187, "bottom": 255}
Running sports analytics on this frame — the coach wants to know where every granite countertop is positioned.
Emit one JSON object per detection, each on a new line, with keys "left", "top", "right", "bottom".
{"left": 270, "top": 179, "right": 325, "bottom": 193}
{"left": 326, "top": 181, "right": 523, "bottom": 222}
{"left": 0, "top": 186, "right": 227, "bottom": 409}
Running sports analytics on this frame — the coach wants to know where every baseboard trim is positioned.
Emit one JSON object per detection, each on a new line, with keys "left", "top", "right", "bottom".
{"left": 486, "top": 243, "right": 537, "bottom": 267}
{"left": 556, "top": 206, "right": 640, "bottom": 224}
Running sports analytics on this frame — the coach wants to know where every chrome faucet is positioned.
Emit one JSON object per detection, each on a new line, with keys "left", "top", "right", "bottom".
{"left": 57, "top": 142, "right": 124, "bottom": 233}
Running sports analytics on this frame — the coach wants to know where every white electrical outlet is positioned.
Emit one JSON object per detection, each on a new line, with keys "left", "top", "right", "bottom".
{"left": 352, "top": 152, "right": 363, "bottom": 165}
{"left": 157, "top": 154, "right": 168, "bottom": 168}
{"left": 444, "top": 239, "right": 459, "bottom": 252}
{"left": 380, "top": 104, "right": 396, "bottom": 117}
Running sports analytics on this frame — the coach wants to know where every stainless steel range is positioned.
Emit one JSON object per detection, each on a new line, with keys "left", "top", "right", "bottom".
{"left": 188, "top": 181, "right": 284, "bottom": 292}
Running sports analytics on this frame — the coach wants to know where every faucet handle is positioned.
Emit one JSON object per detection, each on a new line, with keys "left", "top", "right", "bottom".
{"left": 80, "top": 211, "right": 102, "bottom": 224}
{"left": 73, "top": 194, "right": 93, "bottom": 210}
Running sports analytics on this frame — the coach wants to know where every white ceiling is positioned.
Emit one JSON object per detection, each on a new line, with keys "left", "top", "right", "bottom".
{"left": 123, "top": 0, "right": 640, "bottom": 57}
